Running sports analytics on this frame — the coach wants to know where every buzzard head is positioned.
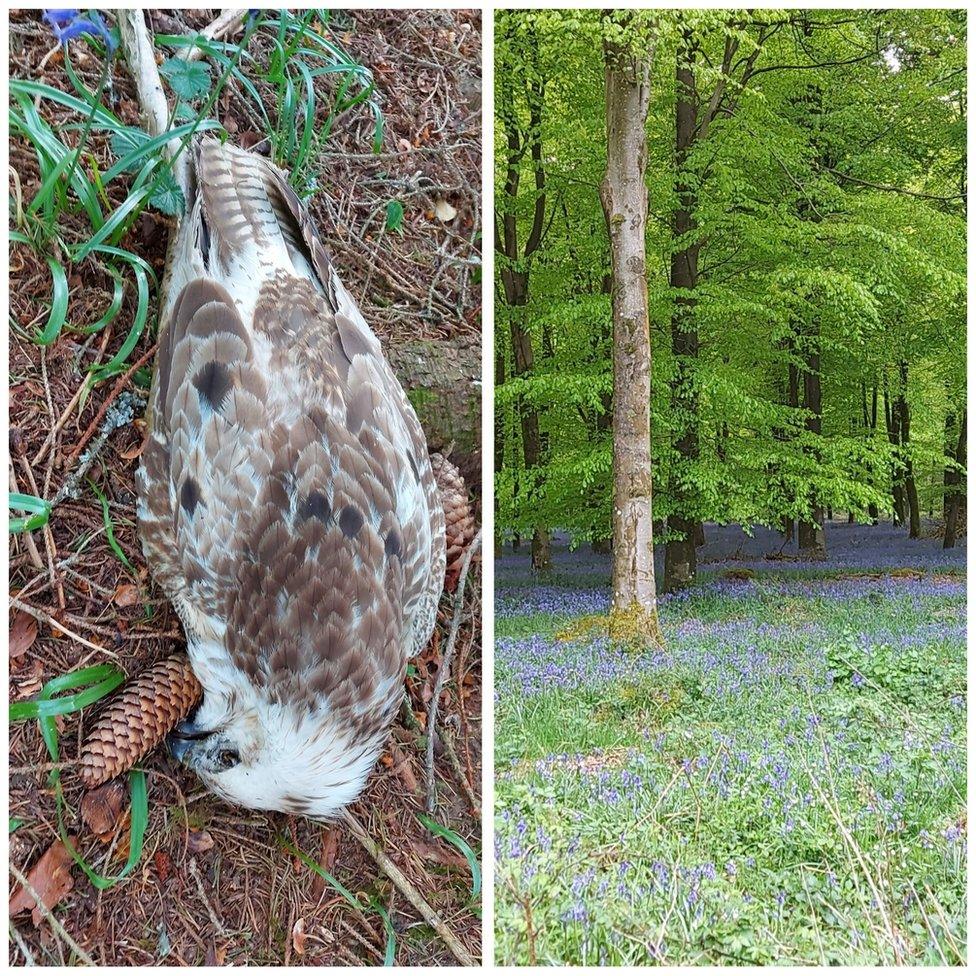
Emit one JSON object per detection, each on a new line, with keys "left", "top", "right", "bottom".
{"left": 165, "top": 688, "right": 380, "bottom": 819}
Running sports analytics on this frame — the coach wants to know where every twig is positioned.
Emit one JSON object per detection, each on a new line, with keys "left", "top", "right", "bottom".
{"left": 31, "top": 376, "right": 92, "bottom": 468}
{"left": 188, "top": 858, "right": 228, "bottom": 938}
{"left": 64, "top": 343, "right": 157, "bottom": 467}
{"left": 8, "top": 920, "right": 37, "bottom": 966}
{"left": 425, "top": 529, "right": 482, "bottom": 813}
{"left": 338, "top": 808, "right": 477, "bottom": 967}
{"left": 9, "top": 464, "right": 44, "bottom": 570}
{"left": 440, "top": 723, "right": 480, "bottom": 820}
{"left": 9, "top": 863, "right": 96, "bottom": 966}
{"left": 177, "top": 9, "right": 248, "bottom": 62}
{"left": 9, "top": 596, "right": 107, "bottom": 655}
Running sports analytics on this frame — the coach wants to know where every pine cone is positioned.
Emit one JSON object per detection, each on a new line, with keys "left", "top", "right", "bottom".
{"left": 431, "top": 453, "right": 477, "bottom": 593}
{"left": 79, "top": 654, "right": 202, "bottom": 789}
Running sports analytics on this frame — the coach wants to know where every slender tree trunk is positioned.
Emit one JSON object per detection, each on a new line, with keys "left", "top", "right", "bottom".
{"left": 944, "top": 410, "right": 958, "bottom": 519}
{"left": 897, "top": 361, "right": 921, "bottom": 538}
{"left": 496, "top": 50, "right": 552, "bottom": 572}
{"left": 944, "top": 410, "right": 966, "bottom": 548}
{"left": 664, "top": 36, "right": 700, "bottom": 593}
{"left": 883, "top": 378, "right": 906, "bottom": 526}
{"left": 797, "top": 329, "right": 826, "bottom": 558}
{"left": 600, "top": 20, "right": 661, "bottom": 641}
{"left": 781, "top": 357, "right": 800, "bottom": 541}
{"left": 868, "top": 383, "right": 880, "bottom": 524}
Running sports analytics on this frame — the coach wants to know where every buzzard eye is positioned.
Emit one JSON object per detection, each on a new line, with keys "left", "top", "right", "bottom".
{"left": 218, "top": 748, "right": 240, "bottom": 769}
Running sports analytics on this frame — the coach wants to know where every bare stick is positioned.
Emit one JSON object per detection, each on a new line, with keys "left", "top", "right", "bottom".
{"left": 9, "top": 596, "right": 106, "bottom": 655}
{"left": 425, "top": 529, "right": 482, "bottom": 813}
{"left": 117, "top": 9, "right": 187, "bottom": 195}
{"left": 178, "top": 9, "right": 248, "bottom": 62}
{"left": 9, "top": 863, "right": 96, "bottom": 966}
{"left": 338, "top": 809, "right": 477, "bottom": 967}
{"left": 64, "top": 343, "right": 157, "bottom": 466}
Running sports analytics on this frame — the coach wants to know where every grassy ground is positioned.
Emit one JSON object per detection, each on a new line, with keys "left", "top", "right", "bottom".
{"left": 9, "top": 9, "right": 481, "bottom": 966}
{"left": 495, "top": 523, "right": 966, "bottom": 965}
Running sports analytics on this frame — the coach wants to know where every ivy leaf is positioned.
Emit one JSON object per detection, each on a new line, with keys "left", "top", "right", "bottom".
{"left": 148, "top": 170, "right": 186, "bottom": 217}
{"left": 385, "top": 199, "right": 404, "bottom": 233}
{"left": 159, "top": 58, "right": 212, "bottom": 101}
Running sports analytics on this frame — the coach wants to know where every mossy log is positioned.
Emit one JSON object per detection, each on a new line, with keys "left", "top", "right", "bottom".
{"left": 387, "top": 335, "right": 481, "bottom": 490}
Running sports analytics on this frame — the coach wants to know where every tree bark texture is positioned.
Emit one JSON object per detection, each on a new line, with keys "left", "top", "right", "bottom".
{"left": 496, "top": 45, "right": 552, "bottom": 571}
{"left": 600, "top": 23, "right": 661, "bottom": 637}
{"left": 897, "top": 361, "right": 921, "bottom": 538}
{"left": 943, "top": 409, "right": 966, "bottom": 548}
{"left": 797, "top": 329, "right": 826, "bottom": 558}
{"left": 664, "top": 37, "right": 701, "bottom": 594}
{"left": 883, "top": 379, "right": 906, "bottom": 526}
{"left": 386, "top": 336, "right": 481, "bottom": 489}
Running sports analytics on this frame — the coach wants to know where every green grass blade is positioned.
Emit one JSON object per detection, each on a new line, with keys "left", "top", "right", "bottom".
{"left": 9, "top": 491, "right": 53, "bottom": 534}
{"left": 89, "top": 480, "right": 136, "bottom": 574}
{"left": 280, "top": 835, "right": 397, "bottom": 963}
{"left": 9, "top": 664, "right": 125, "bottom": 722}
{"left": 85, "top": 257, "right": 150, "bottom": 381}
{"left": 417, "top": 812, "right": 481, "bottom": 899}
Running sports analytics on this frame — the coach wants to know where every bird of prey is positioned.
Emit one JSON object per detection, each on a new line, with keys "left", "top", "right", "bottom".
{"left": 135, "top": 140, "right": 446, "bottom": 819}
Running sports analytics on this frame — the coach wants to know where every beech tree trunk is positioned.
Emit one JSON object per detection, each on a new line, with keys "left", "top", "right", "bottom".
{"left": 868, "top": 383, "right": 880, "bottom": 524}
{"left": 600, "top": 19, "right": 661, "bottom": 640}
{"left": 897, "top": 361, "right": 921, "bottom": 538}
{"left": 780, "top": 355, "right": 800, "bottom": 541}
{"left": 797, "top": 329, "right": 826, "bottom": 558}
{"left": 664, "top": 36, "right": 700, "bottom": 594}
{"left": 496, "top": 39, "right": 552, "bottom": 571}
{"left": 883, "top": 379, "right": 906, "bottom": 526}
{"left": 944, "top": 410, "right": 966, "bottom": 548}
{"left": 944, "top": 409, "right": 957, "bottom": 519}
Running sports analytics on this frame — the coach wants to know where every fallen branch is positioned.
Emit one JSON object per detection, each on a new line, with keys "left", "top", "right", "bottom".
{"left": 338, "top": 808, "right": 477, "bottom": 967}
{"left": 117, "top": 9, "right": 187, "bottom": 194}
{"left": 177, "top": 9, "right": 247, "bottom": 62}
{"left": 426, "top": 529, "right": 482, "bottom": 813}
{"left": 9, "top": 596, "right": 107, "bottom": 655}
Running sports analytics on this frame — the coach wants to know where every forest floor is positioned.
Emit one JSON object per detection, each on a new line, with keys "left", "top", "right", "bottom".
{"left": 494, "top": 521, "right": 966, "bottom": 965}
{"left": 9, "top": 9, "right": 481, "bottom": 967}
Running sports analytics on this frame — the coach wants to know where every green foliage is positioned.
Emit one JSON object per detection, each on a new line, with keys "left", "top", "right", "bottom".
{"left": 494, "top": 9, "right": 966, "bottom": 546}
{"left": 10, "top": 664, "right": 150, "bottom": 890}
{"left": 159, "top": 56, "right": 212, "bottom": 101}
{"left": 385, "top": 199, "right": 405, "bottom": 233}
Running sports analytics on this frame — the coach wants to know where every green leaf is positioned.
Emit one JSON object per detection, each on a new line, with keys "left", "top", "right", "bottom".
{"left": 9, "top": 818, "right": 24, "bottom": 834}
{"left": 385, "top": 199, "right": 404, "bottom": 233}
{"left": 159, "top": 57, "right": 212, "bottom": 101}
{"left": 149, "top": 169, "right": 186, "bottom": 216}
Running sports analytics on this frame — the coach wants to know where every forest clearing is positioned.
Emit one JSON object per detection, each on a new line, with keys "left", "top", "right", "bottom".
{"left": 494, "top": 7, "right": 966, "bottom": 965}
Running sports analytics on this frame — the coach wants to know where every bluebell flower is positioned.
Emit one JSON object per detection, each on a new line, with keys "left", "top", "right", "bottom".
{"left": 43, "top": 8, "right": 116, "bottom": 53}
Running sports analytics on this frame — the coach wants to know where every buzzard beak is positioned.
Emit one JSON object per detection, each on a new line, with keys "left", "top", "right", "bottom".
{"left": 166, "top": 720, "right": 211, "bottom": 767}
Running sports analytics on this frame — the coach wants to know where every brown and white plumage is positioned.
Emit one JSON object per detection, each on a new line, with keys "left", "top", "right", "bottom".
{"left": 136, "top": 140, "right": 445, "bottom": 817}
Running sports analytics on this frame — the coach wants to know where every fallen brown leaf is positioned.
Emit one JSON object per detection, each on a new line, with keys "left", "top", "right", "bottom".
{"left": 187, "top": 830, "right": 215, "bottom": 854}
{"left": 10, "top": 837, "right": 76, "bottom": 926}
{"left": 80, "top": 780, "right": 129, "bottom": 842}
{"left": 153, "top": 850, "right": 172, "bottom": 883}
{"left": 112, "top": 583, "right": 141, "bottom": 608}
{"left": 310, "top": 826, "right": 339, "bottom": 900}
{"left": 9, "top": 610, "right": 38, "bottom": 662}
